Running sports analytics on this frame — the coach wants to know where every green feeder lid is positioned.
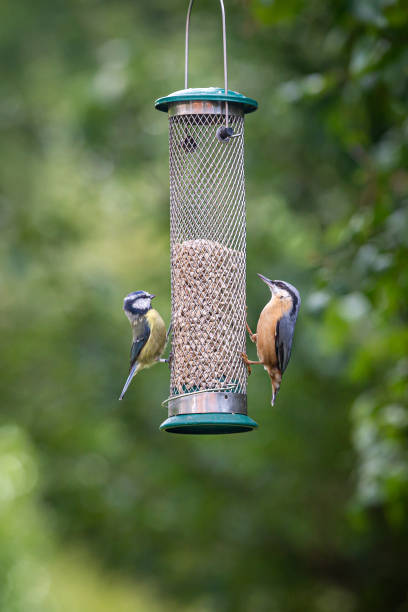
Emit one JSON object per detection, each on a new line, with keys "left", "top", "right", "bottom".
{"left": 160, "top": 413, "right": 258, "bottom": 435}
{"left": 155, "top": 87, "right": 258, "bottom": 114}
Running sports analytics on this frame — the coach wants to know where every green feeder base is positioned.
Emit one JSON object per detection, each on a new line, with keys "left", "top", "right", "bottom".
{"left": 160, "top": 413, "right": 258, "bottom": 435}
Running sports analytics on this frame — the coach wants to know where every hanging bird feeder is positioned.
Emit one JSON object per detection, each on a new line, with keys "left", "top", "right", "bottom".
{"left": 156, "top": 0, "right": 258, "bottom": 434}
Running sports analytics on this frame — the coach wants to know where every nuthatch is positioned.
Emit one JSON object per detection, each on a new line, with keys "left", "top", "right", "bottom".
{"left": 119, "top": 290, "right": 167, "bottom": 400}
{"left": 242, "top": 275, "right": 301, "bottom": 406}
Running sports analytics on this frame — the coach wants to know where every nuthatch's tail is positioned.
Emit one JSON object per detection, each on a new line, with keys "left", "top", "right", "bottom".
{"left": 119, "top": 363, "right": 140, "bottom": 400}
{"left": 264, "top": 366, "right": 282, "bottom": 407}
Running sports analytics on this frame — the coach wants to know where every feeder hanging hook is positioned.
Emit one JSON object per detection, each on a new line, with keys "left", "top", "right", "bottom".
{"left": 185, "top": 0, "right": 234, "bottom": 135}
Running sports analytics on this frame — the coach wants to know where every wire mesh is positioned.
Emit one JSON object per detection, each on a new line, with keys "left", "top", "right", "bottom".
{"left": 169, "top": 112, "right": 247, "bottom": 397}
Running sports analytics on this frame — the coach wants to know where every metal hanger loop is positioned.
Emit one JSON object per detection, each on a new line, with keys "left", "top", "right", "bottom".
{"left": 185, "top": 0, "right": 229, "bottom": 127}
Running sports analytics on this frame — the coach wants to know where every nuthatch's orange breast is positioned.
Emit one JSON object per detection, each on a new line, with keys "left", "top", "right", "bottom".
{"left": 256, "top": 298, "right": 292, "bottom": 368}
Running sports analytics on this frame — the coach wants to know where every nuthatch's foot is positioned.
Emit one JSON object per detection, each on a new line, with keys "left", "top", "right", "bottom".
{"left": 241, "top": 352, "right": 264, "bottom": 375}
{"left": 241, "top": 352, "right": 252, "bottom": 376}
{"left": 246, "top": 324, "right": 257, "bottom": 343}
{"left": 245, "top": 311, "right": 257, "bottom": 343}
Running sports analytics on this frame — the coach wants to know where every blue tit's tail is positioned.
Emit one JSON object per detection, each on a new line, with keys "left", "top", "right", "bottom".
{"left": 119, "top": 363, "right": 140, "bottom": 400}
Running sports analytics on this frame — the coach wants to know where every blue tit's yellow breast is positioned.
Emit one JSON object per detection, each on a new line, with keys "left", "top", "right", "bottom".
{"left": 138, "top": 308, "right": 167, "bottom": 366}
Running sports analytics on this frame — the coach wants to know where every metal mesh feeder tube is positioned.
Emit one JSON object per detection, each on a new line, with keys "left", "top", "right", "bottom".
{"left": 155, "top": 2, "right": 258, "bottom": 434}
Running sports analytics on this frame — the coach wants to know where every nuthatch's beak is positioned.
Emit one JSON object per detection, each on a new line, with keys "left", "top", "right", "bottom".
{"left": 257, "top": 273, "right": 278, "bottom": 294}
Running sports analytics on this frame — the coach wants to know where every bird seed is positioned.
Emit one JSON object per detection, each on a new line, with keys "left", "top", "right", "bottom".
{"left": 170, "top": 239, "right": 247, "bottom": 395}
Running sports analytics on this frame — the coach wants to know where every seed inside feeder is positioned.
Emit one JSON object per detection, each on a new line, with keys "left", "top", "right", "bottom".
{"left": 171, "top": 238, "right": 246, "bottom": 395}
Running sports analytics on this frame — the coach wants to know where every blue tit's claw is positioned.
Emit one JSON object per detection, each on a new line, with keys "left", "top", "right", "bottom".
{"left": 158, "top": 351, "right": 173, "bottom": 366}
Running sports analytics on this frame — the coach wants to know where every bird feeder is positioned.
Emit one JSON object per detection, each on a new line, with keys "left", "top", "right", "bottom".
{"left": 156, "top": 0, "right": 258, "bottom": 434}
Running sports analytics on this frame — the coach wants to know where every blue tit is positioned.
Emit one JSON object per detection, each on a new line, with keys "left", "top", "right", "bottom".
{"left": 242, "top": 275, "right": 301, "bottom": 406}
{"left": 119, "top": 290, "right": 167, "bottom": 400}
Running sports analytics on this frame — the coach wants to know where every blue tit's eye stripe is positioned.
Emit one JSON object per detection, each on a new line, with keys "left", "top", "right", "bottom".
{"left": 123, "top": 291, "right": 153, "bottom": 314}
{"left": 125, "top": 290, "right": 150, "bottom": 300}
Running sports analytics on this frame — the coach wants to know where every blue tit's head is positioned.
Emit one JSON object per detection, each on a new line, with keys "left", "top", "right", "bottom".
{"left": 123, "top": 290, "right": 155, "bottom": 316}
{"left": 257, "top": 274, "right": 301, "bottom": 317}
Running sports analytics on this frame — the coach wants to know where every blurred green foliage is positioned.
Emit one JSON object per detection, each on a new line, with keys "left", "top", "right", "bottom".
{"left": 0, "top": 0, "right": 407, "bottom": 610}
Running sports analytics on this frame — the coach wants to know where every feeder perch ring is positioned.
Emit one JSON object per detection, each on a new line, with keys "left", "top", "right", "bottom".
{"left": 161, "top": 384, "right": 238, "bottom": 407}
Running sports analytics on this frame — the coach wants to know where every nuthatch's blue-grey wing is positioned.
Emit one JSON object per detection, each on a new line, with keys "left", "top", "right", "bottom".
{"left": 119, "top": 318, "right": 150, "bottom": 400}
{"left": 275, "top": 313, "right": 295, "bottom": 373}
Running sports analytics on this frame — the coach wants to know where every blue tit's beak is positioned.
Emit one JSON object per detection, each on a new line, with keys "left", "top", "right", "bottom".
{"left": 149, "top": 294, "right": 156, "bottom": 299}
{"left": 257, "top": 273, "right": 277, "bottom": 294}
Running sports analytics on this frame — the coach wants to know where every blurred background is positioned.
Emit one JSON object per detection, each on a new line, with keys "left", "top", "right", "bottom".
{"left": 0, "top": 0, "right": 407, "bottom": 610}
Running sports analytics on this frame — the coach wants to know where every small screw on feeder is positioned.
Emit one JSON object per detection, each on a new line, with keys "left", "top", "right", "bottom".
{"left": 156, "top": 0, "right": 258, "bottom": 434}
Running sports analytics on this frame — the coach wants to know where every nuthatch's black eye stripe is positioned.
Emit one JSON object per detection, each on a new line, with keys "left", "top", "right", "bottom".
{"left": 273, "top": 281, "right": 289, "bottom": 291}
{"left": 289, "top": 291, "right": 299, "bottom": 316}
{"left": 273, "top": 281, "right": 300, "bottom": 316}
